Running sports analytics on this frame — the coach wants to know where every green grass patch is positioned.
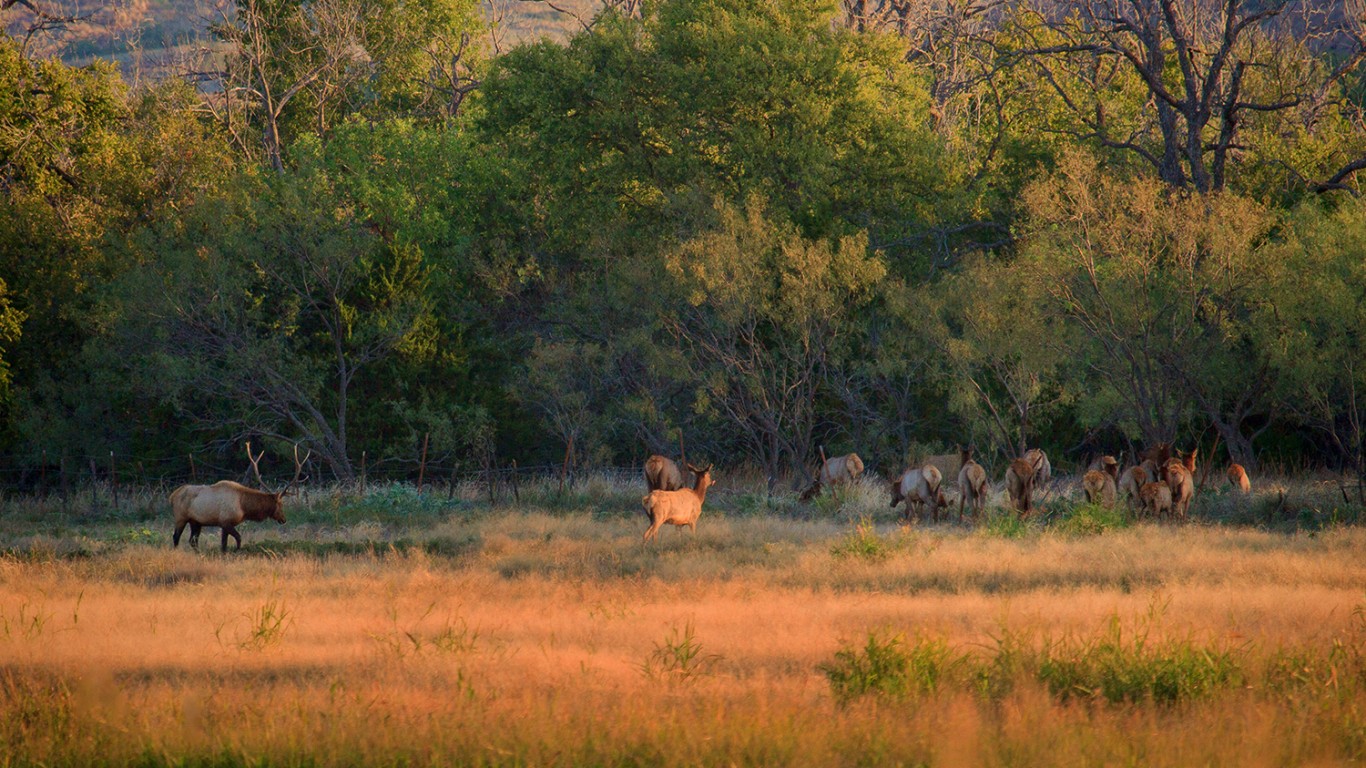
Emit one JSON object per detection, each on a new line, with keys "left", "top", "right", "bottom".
{"left": 821, "top": 631, "right": 959, "bottom": 705}
{"left": 1049, "top": 501, "right": 1131, "bottom": 537}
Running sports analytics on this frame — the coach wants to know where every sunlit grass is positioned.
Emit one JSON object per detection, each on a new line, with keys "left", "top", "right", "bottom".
{"left": 1, "top": 471, "right": 1365, "bottom": 765}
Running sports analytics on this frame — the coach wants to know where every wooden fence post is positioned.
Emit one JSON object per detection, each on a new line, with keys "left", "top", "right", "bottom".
{"left": 510, "top": 459, "right": 520, "bottom": 504}
{"left": 109, "top": 451, "right": 120, "bottom": 512}
{"left": 189, "top": 453, "right": 197, "bottom": 483}
{"left": 559, "top": 434, "right": 574, "bottom": 494}
{"left": 417, "top": 433, "right": 430, "bottom": 494}
{"left": 88, "top": 458, "right": 99, "bottom": 515}
{"left": 360, "top": 450, "right": 367, "bottom": 495}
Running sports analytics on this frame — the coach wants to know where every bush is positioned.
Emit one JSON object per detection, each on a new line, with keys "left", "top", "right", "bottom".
{"left": 1050, "top": 502, "right": 1130, "bottom": 537}
{"left": 821, "top": 631, "right": 959, "bottom": 705}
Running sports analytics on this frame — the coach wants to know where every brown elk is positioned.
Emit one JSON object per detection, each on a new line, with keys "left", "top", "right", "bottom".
{"left": 890, "top": 464, "right": 944, "bottom": 523}
{"left": 1005, "top": 458, "right": 1036, "bottom": 515}
{"left": 1227, "top": 463, "right": 1251, "bottom": 493}
{"left": 1139, "top": 481, "right": 1173, "bottom": 520}
{"left": 642, "top": 463, "right": 715, "bottom": 543}
{"left": 957, "top": 446, "right": 988, "bottom": 522}
{"left": 171, "top": 442, "right": 308, "bottom": 552}
{"left": 1082, "top": 456, "right": 1119, "bottom": 506}
{"left": 1023, "top": 448, "right": 1051, "bottom": 488}
{"left": 1118, "top": 465, "right": 1149, "bottom": 511}
{"left": 644, "top": 455, "right": 685, "bottom": 492}
{"left": 1162, "top": 449, "right": 1197, "bottom": 520}
{"left": 800, "top": 452, "right": 864, "bottom": 501}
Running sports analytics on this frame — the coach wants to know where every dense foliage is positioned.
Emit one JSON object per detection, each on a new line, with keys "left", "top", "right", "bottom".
{"left": 3, "top": 0, "right": 1366, "bottom": 485}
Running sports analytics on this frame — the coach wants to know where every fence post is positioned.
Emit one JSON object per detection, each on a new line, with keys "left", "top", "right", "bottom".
{"left": 559, "top": 434, "right": 574, "bottom": 494}
{"left": 88, "top": 458, "right": 99, "bottom": 515}
{"left": 60, "top": 454, "right": 68, "bottom": 506}
{"left": 109, "top": 451, "right": 119, "bottom": 512}
{"left": 417, "top": 433, "right": 430, "bottom": 494}
{"left": 360, "top": 450, "right": 367, "bottom": 495}
{"left": 189, "top": 453, "right": 197, "bottom": 483}
{"left": 510, "top": 459, "right": 520, "bottom": 504}
{"left": 487, "top": 449, "right": 497, "bottom": 505}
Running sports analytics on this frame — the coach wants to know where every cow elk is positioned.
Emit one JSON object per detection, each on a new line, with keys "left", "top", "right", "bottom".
{"left": 1139, "top": 481, "right": 1173, "bottom": 520}
{"left": 642, "top": 463, "right": 715, "bottom": 543}
{"left": 1005, "top": 458, "right": 1036, "bottom": 515}
{"left": 890, "top": 464, "right": 944, "bottom": 523}
{"left": 1023, "top": 448, "right": 1051, "bottom": 488}
{"left": 800, "top": 452, "right": 864, "bottom": 501}
{"left": 170, "top": 442, "right": 308, "bottom": 552}
{"left": 1118, "top": 465, "right": 1149, "bottom": 511}
{"left": 957, "top": 446, "right": 988, "bottom": 522}
{"left": 1228, "top": 463, "right": 1251, "bottom": 493}
{"left": 1082, "top": 455, "right": 1119, "bottom": 507}
{"left": 644, "top": 454, "right": 685, "bottom": 492}
{"left": 1163, "top": 449, "right": 1197, "bottom": 520}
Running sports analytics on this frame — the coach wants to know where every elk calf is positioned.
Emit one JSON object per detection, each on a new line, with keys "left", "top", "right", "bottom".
{"left": 1139, "top": 481, "right": 1172, "bottom": 520}
{"left": 642, "top": 463, "right": 715, "bottom": 543}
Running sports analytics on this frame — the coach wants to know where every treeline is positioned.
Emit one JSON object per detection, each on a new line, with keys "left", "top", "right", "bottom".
{"left": 3, "top": 0, "right": 1366, "bottom": 487}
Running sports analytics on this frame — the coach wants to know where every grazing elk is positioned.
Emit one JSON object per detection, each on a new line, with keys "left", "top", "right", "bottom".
{"left": 957, "top": 446, "right": 988, "bottom": 522}
{"left": 642, "top": 463, "right": 715, "bottom": 543}
{"left": 1162, "top": 449, "right": 1197, "bottom": 520}
{"left": 1005, "top": 458, "right": 1036, "bottom": 515}
{"left": 1139, "top": 481, "right": 1173, "bottom": 520}
{"left": 1082, "top": 456, "right": 1119, "bottom": 507}
{"left": 644, "top": 454, "right": 686, "bottom": 492}
{"left": 890, "top": 464, "right": 944, "bottom": 523}
{"left": 799, "top": 452, "right": 864, "bottom": 501}
{"left": 1228, "top": 463, "right": 1252, "bottom": 493}
{"left": 171, "top": 442, "right": 307, "bottom": 552}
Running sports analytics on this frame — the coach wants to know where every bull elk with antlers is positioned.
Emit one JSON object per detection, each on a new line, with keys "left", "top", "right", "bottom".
{"left": 170, "top": 442, "right": 310, "bottom": 552}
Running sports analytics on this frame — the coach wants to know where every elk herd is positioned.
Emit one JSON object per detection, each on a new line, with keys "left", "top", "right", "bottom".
{"left": 168, "top": 438, "right": 1253, "bottom": 552}
{"left": 638, "top": 442, "right": 1253, "bottom": 542}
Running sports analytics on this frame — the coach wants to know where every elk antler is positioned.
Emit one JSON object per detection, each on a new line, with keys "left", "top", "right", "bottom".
{"left": 287, "top": 443, "right": 312, "bottom": 494}
{"left": 245, "top": 441, "right": 266, "bottom": 488}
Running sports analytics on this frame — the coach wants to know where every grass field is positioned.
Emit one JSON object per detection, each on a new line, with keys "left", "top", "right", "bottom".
{"left": 2, "top": 471, "right": 1365, "bottom": 766}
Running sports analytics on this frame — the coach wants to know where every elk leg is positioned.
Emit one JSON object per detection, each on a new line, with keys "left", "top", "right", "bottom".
{"left": 224, "top": 526, "right": 242, "bottom": 551}
{"left": 173, "top": 521, "right": 186, "bottom": 547}
{"left": 188, "top": 522, "right": 202, "bottom": 549}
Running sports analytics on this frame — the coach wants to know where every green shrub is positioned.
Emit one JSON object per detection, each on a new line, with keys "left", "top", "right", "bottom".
{"left": 980, "top": 509, "right": 1031, "bottom": 539}
{"left": 821, "top": 631, "right": 958, "bottom": 705}
{"left": 1050, "top": 502, "right": 1130, "bottom": 537}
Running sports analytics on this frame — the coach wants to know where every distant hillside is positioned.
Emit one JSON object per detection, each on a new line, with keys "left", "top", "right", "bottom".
{"left": 3, "top": 0, "right": 597, "bottom": 75}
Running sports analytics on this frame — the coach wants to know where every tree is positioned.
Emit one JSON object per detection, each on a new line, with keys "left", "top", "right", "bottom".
{"left": 661, "top": 197, "right": 886, "bottom": 486}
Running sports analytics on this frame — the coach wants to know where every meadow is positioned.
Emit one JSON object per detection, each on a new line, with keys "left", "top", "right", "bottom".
{"left": 1, "top": 471, "right": 1365, "bottom": 766}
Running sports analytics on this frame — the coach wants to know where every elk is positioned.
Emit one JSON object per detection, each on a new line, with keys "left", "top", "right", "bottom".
{"left": 1162, "top": 449, "right": 1197, "bottom": 520}
{"left": 1023, "top": 448, "right": 1051, "bottom": 488}
{"left": 1005, "top": 458, "right": 1036, "bottom": 515}
{"left": 890, "top": 464, "right": 944, "bottom": 523}
{"left": 171, "top": 442, "right": 308, "bottom": 552}
{"left": 1118, "top": 465, "right": 1149, "bottom": 511}
{"left": 642, "top": 463, "right": 714, "bottom": 543}
{"left": 1228, "top": 463, "right": 1251, "bottom": 493}
{"left": 644, "top": 454, "right": 685, "bottom": 492}
{"left": 1139, "top": 481, "right": 1173, "bottom": 520}
{"left": 799, "top": 452, "right": 864, "bottom": 501}
{"left": 957, "top": 446, "right": 988, "bottom": 522}
{"left": 1082, "top": 456, "right": 1119, "bottom": 506}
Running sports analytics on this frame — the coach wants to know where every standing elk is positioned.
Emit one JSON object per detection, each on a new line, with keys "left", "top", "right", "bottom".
{"left": 171, "top": 442, "right": 308, "bottom": 552}
{"left": 1163, "top": 449, "right": 1197, "bottom": 520}
{"left": 890, "top": 464, "right": 944, "bottom": 523}
{"left": 1023, "top": 448, "right": 1051, "bottom": 488}
{"left": 1005, "top": 458, "right": 1036, "bottom": 515}
{"left": 642, "top": 463, "right": 715, "bottom": 543}
{"left": 1118, "top": 465, "right": 1149, "bottom": 511}
{"left": 799, "top": 452, "right": 864, "bottom": 501}
{"left": 957, "top": 446, "right": 988, "bottom": 522}
{"left": 1139, "top": 481, "right": 1173, "bottom": 520}
{"left": 1082, "top": 456, "right": 1119, "bottom": 506}
{"left": 644, "top": 454, "right": 686, "bottom": 492}
{"left": 1228, "top": 463, "right": 1251, "bottom": 493}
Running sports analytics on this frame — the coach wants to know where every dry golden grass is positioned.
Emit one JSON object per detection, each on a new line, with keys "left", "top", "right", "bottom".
{"left": 2, "top": 475, "right": 1366, "bottom": 766}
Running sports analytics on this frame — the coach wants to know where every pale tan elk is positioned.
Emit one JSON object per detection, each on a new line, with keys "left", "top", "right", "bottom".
{"left": 642, "top": 463, "right": 715, "bottom": 543}
{"left": 170, "top": 442, "right": 307, "bottom": 552}
{"left": 1023, "top": 448, "right": 1051, "bottom": 488}
{"left": 799, "top": 453, "right": 864, "bottom": 501}
{"left": 890, "top": 464, "right": 944, "bottom": 523}
{"left": 1082, "top": 456, "right": 1119, "bottom": 506}
{"left": 1118, "top": 465, "right": 1149, "bottom": 511}
{"left": 1005, "top": 458, "right": 1036, "bottom": 515}
{"left": 1228, "top": 463, "right": 1251, "bottom": 493}
{"left": 644, "top": 454, "right": 685, "bottom": 492}
{"left": 1163, "top": 448, "right": 1198, "bottom": 520}
{"left": 957, "top": 446, "right": 989, "bottom": 522}
{"left": 1139, "top": 481, "right": 1173, "bottom": 520}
